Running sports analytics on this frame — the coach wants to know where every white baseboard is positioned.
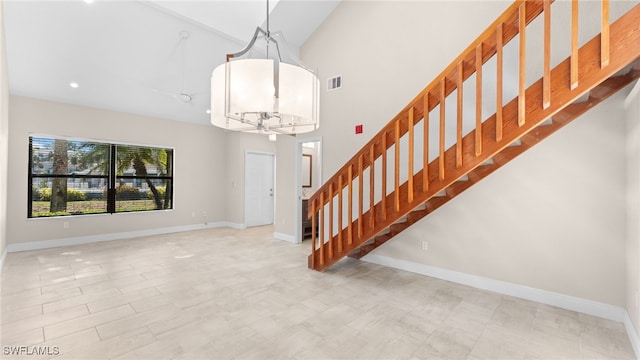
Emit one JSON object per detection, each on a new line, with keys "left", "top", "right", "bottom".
{"left": 6, "top": 222, "right": 234, "bottom": 253}
{"left": 624, "top": 310, "right": 640, "bottom": 360}
{"left": 224, "top": 222, "right": 247, "bottom": 230}
{"left": 0, "top": 247, "right": 7, "bottom": 273}
{"left": 362, "top": 254, "right": 625, "bottom": 323}
{"left": 274, "top": 232, "right": 297, "bottom": 244}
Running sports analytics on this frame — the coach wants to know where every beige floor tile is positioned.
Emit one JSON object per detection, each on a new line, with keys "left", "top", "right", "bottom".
{"left": 40, "top": 274, "right": 110, "bottom": 294}
{"left": 2, "top": 287, "right": 81, "bottom": 313}
{"left": 1, "top": 304, "right": 43, "bottom": 325}
{"left": 127, "top": 289, "right": 183, "bottom": 313}
{"left": 532, "top": 303, "right": 585, "bottom": 343}
{"left": 95, "top": 303, "right": 180, "bottom": 340}
{"left": 42, "top": 287, "right": 122, "bottom": 314}
{"left": 442, "top": 301, "right": 494, "bottom": 335}
{"left": 1, "top": 286, "right": 42, "bottom": 299}
{"left": 524, "top": 328, "right": 582, "bottom": 359}
{"left": 1, "top": 288, "right": 42, "bottom": 307}
{"left": 86, "top": 286, "right": 160, "bottom": 313}
{"left": 79, "top": 274, "right": 147, "bottom": 295}
{"left": 145, "top": 299, "right": 218, "bottom": 336}
{"left": 487, "top": 297, "right": 537, "bottom": 338}
{"left": 580, "top": 321, "right": 636, "bottom": 359}
{"left": 55, "top": 327, "right": 156, "bottom": 360}
{"left": 43, "top": 304, "right": 135, "bottom": 341}
{"left": 0, "top": 225, "right": 636, "bottom": 360}
{"left": 36, "top": 328, "right": 101, "bottom": 358}
{"left": 412, "top": 325, "right": 480, "bottom": 359}
{"left": 468, "top": 325, "right": 527, "bottom": 360}
{"left": 0, "top": 327, "right": 44, "bottom": 347}
{"left": 2, "top": 304, "right": 89, "bottom": 336}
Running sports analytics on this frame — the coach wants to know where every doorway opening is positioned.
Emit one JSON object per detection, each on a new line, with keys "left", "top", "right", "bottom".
{"left": 296, "top": 137, "right": 322, "bottom": 243}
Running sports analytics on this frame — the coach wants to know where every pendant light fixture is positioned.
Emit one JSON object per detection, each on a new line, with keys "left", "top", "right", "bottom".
{"left": 210, "top": 0, "right": 320, "bottom": 135}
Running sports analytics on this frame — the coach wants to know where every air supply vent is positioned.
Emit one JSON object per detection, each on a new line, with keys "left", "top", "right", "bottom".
{"left": 327, "top": 75, "right": 342, "bottom": 91}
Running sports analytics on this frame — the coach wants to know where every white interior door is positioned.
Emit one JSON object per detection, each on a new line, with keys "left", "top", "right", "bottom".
{"left": 245, "top": 152, "right": 275, "bottom": 227}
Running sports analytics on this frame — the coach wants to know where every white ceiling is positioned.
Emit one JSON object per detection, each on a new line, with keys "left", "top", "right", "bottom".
{"left": 3, "top": 0, "right": 340, "bottom": 126}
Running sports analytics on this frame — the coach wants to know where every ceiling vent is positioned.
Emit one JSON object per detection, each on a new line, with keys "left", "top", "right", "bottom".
{"left": 327, "top": 75, "right": 342, "bottom": 91}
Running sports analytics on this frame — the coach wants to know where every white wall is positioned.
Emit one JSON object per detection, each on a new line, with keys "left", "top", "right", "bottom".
{"left": 626, "top": 80, "right": 640, "bottom": 334}
{"left": 224, "top": 131, "right": 276, "bottom": 227}
{"left": 7, "top": 96, "right": 227, "bottom": 246}
{"left": 0, "top": 0, "right": 9, "bottom": 266}
{"left": 299, "top": 0, "right": 630, "bottom": 306}
{"left": 300, "top": 1, "right": 511, "bottom": 178}
{"left": 274, "top": 135, "right": 296, "bottom": 237}
{"left": 373, "top": 93, "right": 627, "bottom": 306}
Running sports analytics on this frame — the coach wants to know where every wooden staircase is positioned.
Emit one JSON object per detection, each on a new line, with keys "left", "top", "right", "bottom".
{"left": 307, "top": 0, "right": 640, "bottom": 271}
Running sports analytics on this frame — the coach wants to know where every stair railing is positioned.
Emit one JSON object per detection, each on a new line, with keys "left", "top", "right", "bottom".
{"left": 308, "top": 0, "right": 616, "bottom": 270}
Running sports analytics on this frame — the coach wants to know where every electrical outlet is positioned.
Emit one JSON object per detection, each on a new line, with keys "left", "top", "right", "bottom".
{"left": 63, "top": 222, "right": 69, "bottom": 229}
{"left": 421, "top": 240, "right": 428, "bottom": 251}
{"left": 191, "top": 211, "right": 196, "bottom": 218}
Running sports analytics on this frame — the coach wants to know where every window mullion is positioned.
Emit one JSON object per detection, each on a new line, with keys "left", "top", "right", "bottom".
{"left": 28, "top": 137, "right": 33, "bottom": 218}
{"left": 107, "top": 144, "right": 116, "bottom": 213}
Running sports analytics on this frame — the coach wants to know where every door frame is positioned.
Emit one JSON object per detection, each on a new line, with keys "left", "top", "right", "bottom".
{"left": 244, "top": 150, "right": 276, "bottom": 228}
{"left": 295, "top": 137, "right": 322, "bottom": 244}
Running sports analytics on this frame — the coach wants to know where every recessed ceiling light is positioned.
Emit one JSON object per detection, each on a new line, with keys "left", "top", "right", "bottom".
{"left": 83, "top": 0, "right": 94, "bottom": 4}
{"left": 69, "top": 82, "right": 79, "bottom": 88}
{"left": 206, "top": 109, "right": 211, "bottom": 114}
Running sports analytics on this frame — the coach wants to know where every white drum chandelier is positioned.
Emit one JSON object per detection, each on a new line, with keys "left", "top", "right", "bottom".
{"left": 210, "top": 1, "right": 320, "bottom": 135}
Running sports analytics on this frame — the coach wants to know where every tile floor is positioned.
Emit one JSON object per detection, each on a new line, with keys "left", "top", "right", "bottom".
{"left": 0, "top": 226, "right": 636, "bottom": 360}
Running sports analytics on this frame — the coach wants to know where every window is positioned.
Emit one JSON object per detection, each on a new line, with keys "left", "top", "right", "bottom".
{"left": 28, "top": 136, "right": 173, "bottom": 218}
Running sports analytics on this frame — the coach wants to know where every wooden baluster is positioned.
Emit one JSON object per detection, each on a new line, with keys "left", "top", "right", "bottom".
{"left": 395, "top": 120, "right": 400, "bottom": 211}
{"left": 381, "top": 133, "right": 387, "bottom": 220}
{"left": 347, "top": 164, "right": 353, "bottom": 245}
{"left": 358, "top": 154, "right": 364, "bottom": 238}
{"left": 338, "top": 175, "right": 343, "bottom": 253}
{"left": 519, "top": 2, "right": 526, "bottom": 126}
{"left": 311, "top": 198, "right": 316, "bottom": 268}
{"left": 543, "top": 0, "right": 551, "bottom": 109}
{"left": 456, "top": 62, "right": 463, "bottom": 168}
{"left": 370, "top": 144, "right": 375, "bottom": 228}
{"left": 319, "top": 193, "right": 325, "bottom": 266}
{"left": 439, "top": 77, "right": 445, "bottom": 180}
{"left": 328, "top": 183, "right": 334, "bottom": 259}
{"left": 601, "top": 0, "right": 610, "bottom": 68}
{"left": 571, "top": 0, "right": 579, "bottom": 90}
{"left": 408, "top": 107, "right": 415, "bottom": 203}
{"left": 475, "top": 43, "right": 483, "bottom": 156}
{"left": 423, "top": 94, "right": 429, "bottom": 191}
{"left": 496, "top": 23, "right": 503, "bottom": 141}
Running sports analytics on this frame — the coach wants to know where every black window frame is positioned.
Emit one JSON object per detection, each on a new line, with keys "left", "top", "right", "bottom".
{"left": 28, "top": 136, "right": 174, "bottom": 218}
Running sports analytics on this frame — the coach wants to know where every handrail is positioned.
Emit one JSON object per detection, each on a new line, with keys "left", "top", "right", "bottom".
{"left": 309, "top": 1, "right": 547, "bottom": 207}
{"left": 308, "top": 0, "right": 622, "bottom": 270}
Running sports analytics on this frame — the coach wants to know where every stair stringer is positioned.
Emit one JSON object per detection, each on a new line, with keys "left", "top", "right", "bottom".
{"left": 308, "top": 3, "right": 640, "bottom": 271}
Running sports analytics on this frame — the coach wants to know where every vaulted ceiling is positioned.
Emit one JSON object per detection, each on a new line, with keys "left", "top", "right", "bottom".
{"left": 3, "top": 0, "right": 340, "bottom": 126}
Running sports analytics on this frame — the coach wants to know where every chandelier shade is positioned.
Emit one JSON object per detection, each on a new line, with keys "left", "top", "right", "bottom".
{"left": 210, "top": 1, "right": 320, "bottom": 136}
{"left": 211, "top": 58, "right": 320, "bottom": 134}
